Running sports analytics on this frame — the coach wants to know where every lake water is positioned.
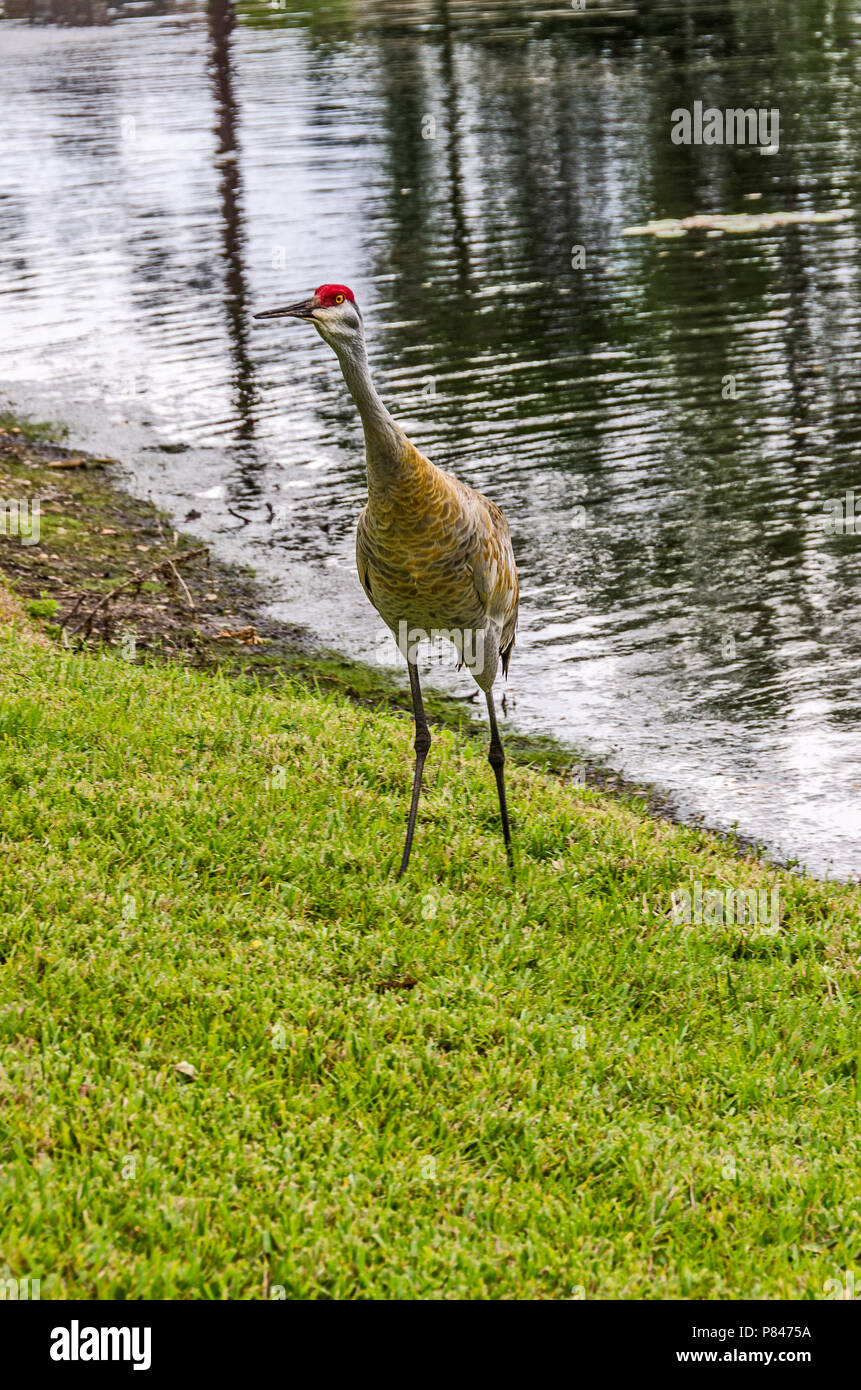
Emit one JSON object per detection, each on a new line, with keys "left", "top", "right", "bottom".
{"left": 2, "top": 0, "right": 861, "bottom": 878}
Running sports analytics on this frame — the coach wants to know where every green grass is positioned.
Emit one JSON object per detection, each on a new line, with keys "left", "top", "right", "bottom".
{"left": 1, "top": 629, "right": 860, "bottom": 1300}
{"left": 26, "top": 598, "right": 60, "bottom": 620}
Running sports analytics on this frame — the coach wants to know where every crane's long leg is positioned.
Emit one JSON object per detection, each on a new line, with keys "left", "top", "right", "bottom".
{"left": 486, "top": 690, "right": 513, "bottom": 865}
{"left": 397, "top": 660, "right": 431, "bottom": 879}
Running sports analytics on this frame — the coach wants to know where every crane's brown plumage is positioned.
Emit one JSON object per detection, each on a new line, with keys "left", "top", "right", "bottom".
{"left": 356, "top": 436, "right": 518, "bottom": 692}
{"left": 255, "top": 282, "right": 518, "bottom": 875}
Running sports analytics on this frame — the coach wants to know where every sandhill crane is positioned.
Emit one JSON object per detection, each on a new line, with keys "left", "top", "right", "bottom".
{"left": 256, "top": 284, "right": 519, "bottom": 876}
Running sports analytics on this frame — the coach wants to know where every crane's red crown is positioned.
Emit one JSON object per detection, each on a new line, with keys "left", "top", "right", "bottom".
{"left": 315, "top": 284, "right": 356, "bottom": 307}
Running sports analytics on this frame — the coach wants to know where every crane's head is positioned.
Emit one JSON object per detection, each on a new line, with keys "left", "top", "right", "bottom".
{"left": 254, "top": 284, "right": 362, "bottom": 351}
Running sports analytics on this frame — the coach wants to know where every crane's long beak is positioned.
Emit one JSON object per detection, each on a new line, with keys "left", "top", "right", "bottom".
{"left": 254, "top": 298, "right": 316, "bottom": 321}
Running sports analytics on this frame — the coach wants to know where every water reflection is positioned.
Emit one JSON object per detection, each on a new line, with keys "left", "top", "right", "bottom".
{"left": 4, "top": 0, "right": 193, "bottom": 20}
{"left": 1, "top": 0, "right": 860, "bottom": 875}
{"left": 206, "top": 0, "right": 257, "bottom": 444}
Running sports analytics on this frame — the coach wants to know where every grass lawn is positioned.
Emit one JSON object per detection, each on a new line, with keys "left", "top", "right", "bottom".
{"left": 1, "top": 609, "right": 860, "bottom": 1299}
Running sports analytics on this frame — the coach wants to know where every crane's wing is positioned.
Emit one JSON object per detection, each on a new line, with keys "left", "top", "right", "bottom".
{"left": 355, "top": 505, "right": 375, "bottom": 606}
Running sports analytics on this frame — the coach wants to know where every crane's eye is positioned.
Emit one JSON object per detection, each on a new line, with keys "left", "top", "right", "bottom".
{"left": 334, "top": 293, "right": 345, "bottom": 305}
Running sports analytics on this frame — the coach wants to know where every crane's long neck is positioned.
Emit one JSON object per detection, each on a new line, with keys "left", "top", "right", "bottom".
{"left": 329, "top": 329, "right": 410, "bottom": 494}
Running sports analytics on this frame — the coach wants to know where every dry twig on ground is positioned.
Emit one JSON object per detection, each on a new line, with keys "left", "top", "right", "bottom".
{"left": 64, "top": 546, "right": 210, "bottom": 639}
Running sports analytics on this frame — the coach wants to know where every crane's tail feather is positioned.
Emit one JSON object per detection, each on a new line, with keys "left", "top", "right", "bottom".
{"left": 501, "top": 638, "right": 515, "bottom": 679}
